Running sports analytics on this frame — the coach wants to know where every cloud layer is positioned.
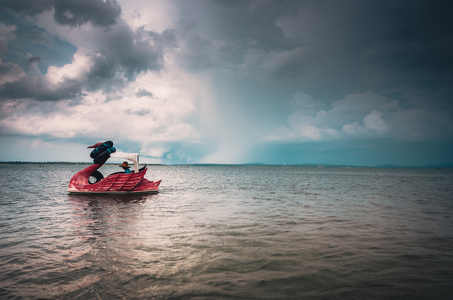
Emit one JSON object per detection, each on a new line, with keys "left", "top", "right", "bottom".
{"left": 0, "top": 0, "right": 452, "bottom": 165}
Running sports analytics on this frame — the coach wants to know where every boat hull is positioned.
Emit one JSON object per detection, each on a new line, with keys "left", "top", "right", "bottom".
{"left": 68, "top": 189, "right": 159, "bottom": 195}
{"left": 68, "top": 163, "right": 161, "bottom": 194}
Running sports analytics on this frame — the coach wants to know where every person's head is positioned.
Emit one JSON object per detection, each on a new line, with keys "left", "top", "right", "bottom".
{"left": 120, "top": 161, "right": 130, "bottom": 169}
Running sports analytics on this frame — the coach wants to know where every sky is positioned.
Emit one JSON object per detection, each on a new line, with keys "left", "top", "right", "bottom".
{"left": 0, "top": 0, "right": 452, "bottom": 166}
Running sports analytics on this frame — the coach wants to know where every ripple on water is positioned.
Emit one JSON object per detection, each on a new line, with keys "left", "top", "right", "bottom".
{"left": 0, "top": 165, "right": 453, "bottom": 298}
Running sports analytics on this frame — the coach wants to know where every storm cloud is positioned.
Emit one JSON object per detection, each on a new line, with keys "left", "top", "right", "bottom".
{"left": 0, "top": 3, "right": 176, "bottom": 102}
{"left": 0, "top": 0, "right": 452, "bottom": 165}
{"left": 1, "top": 0, "right": 122, "bottom": 27}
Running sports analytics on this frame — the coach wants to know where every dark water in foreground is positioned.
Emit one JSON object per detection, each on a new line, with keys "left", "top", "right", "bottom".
{"left": 0, "top": 164, "right": 452, "bottom": 299}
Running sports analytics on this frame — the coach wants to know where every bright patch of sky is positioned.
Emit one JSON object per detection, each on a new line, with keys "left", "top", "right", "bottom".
{"left": 0, "top": 0, "right": 452, "bottom": 166}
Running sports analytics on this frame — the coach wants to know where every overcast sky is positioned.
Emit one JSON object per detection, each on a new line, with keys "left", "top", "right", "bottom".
{"left": 0, "top": 0, "right": 452, "bottom": 165}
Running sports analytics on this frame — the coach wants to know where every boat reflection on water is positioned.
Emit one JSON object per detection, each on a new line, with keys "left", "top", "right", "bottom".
{"left": 68, "top": 194, "right": 142, "bottom": 244}
{"left": 67, "top": 193, "right": 157, "bottom": 241}
{"left": 61, "top": 193, "right": 161, "bottom": 298}
{"left": 68, "top": 193, "right": 151, "bottom": 206}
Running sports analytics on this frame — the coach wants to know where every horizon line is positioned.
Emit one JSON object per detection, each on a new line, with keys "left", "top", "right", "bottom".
{"left": 1, "top": 161, "right": 452, "bottom": 169}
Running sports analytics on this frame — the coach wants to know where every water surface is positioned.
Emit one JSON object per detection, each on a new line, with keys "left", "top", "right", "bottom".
{"left": 1, "top": 165, "right": 452, "bottom": 299}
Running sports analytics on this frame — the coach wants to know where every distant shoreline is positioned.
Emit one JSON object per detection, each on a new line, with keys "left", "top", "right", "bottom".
{"left": 0, "top": 161, "right": 452, "bottom": 169}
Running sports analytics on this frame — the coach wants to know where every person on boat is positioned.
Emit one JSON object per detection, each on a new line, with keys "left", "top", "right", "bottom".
{"left": 120, "top": 161, "right": 132, "bottom": 173}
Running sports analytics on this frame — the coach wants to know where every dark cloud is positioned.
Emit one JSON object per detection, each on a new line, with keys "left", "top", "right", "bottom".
{"left": 174, "top": 0, "right": 453, "bottom": 114}
{"left": 0, "top": 0, "right": 121, "bottom": 27}
{"left": 266, "top": 0, "right": 453, "bottom": 100}
{"left": 0, "top": 75, "right": 83, "bottom": 101}
{"left": 136, "top": 88, "right": 153, "bottom": 98}
{"left": 101, "top": 26, "right": 175, "bottom": 80}
{"left": 0, "top": 0, "right": 53, "bottom": 17}
{"left": 355, "top": 1, "right": 453, "bottom": 88}
{"left": 83, "top": 26, "right": 176, "bottom": 90}
{"left": 28, "top": 56, "right": 41, "bottom": 64}
{"left": 80, "top": 50, "right": 117, "bottom": 93}
{"left": 0, "top": 17, "right": 176, "bottom": 101}
{"left": 0, "top": 60, "right": 24, "bottom": 85}
{"left": 125, "top": 108, "right": 151, "bottom": 116}
{"left": 53, "top": 0, "right": 121, "bottom": 27}
{"left": 175, "top": 0, "right": 297, "bottom": 71}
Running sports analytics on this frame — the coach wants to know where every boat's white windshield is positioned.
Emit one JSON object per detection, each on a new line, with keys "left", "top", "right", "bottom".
{"left": 110, "top": 152, "right": 139, "bottom": 172}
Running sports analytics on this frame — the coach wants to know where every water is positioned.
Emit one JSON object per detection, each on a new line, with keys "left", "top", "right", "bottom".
{"left": 1, "top": 164, "right": 452, "bottom": 299}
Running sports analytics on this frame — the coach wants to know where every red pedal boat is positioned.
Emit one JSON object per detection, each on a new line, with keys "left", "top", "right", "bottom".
{"left": 68, "top": 141, "right": 161, "bottom": 194}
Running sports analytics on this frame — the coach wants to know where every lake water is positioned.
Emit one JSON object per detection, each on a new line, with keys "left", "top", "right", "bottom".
{"left": 0, "top": 164, "right": 452, "bottom": 299}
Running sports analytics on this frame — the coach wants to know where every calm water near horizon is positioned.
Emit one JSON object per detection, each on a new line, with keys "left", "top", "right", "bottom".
{"left": 0, "top": 164, "right": 452, "bottom": 299}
